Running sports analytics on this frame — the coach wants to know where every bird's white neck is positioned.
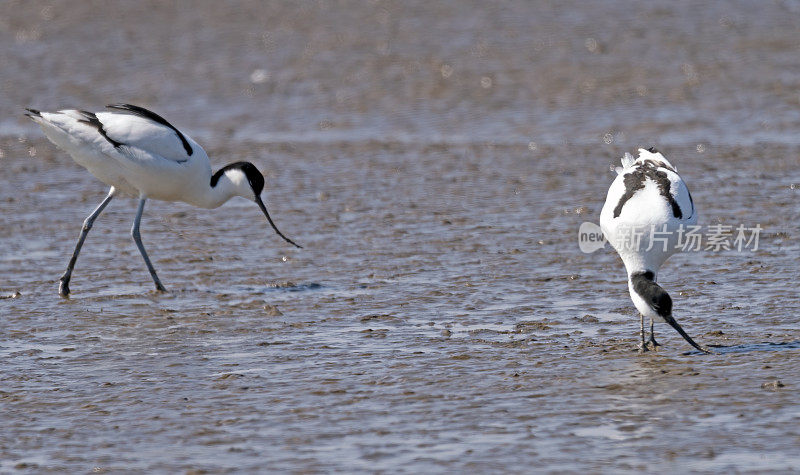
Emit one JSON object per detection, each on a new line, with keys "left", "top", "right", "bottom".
{"left": 185, "top": 170, "right": 253, "bottom": 209}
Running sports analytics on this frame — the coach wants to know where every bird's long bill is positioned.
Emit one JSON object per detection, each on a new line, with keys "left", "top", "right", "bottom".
{"left": 665, "top": 316, "right": 712, "bottom": 354}
{"left": 256, "top": 196, "right": 302, "bottom": 249}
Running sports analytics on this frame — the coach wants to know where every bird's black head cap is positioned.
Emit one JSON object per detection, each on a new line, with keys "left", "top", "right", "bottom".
{"left": 211, "top": 161, "right": 302, "bottom": 249}
{"left": 211, "top": 161, "right": 264, "bottom": 196}
{"left": 631, "top": 271, "right": 672, "bottom": 318}
{"left": 631, "top": 272, "right": 712, "bottom": 354}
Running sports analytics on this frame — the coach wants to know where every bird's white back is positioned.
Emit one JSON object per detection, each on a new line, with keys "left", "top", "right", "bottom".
{"left": 600, "top": 149, "right": 697, "bottom": 276}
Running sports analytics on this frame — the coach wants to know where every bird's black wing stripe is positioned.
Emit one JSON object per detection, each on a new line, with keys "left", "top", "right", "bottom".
{"left": 106, "top": 103, "right": 193, "bottom": 156}
{"left": 77, "top": 110, "right": 124, "bottom": 148}
{"left": 613, "top": 169, "right": 646, "bottom": 218}
{"left": 652, "top": 167, "right": 683, "bottom": 219}
{"left": 613, "top": 163, "right": 683, "bottom": 219}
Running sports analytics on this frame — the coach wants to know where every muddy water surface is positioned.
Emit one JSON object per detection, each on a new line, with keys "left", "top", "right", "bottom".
{"left": 1, "top": 1, "right": 800, "bottom": 472}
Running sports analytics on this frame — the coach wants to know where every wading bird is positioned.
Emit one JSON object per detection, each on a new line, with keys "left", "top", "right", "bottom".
{"left": 26, "top": 104, "right": 301, "bottom": 297}
{"left": 600, "top": 147, "right": 710, "bottom": 354}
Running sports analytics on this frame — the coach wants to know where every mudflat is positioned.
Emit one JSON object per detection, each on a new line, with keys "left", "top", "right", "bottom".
{"left": 1, "top": 1, "right": 798, "bottom": 471}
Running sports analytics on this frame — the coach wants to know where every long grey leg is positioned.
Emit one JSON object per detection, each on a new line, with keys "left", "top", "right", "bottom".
{"left": 638, "top": 313, "right": 648, "bottom": 353}
{"left": 647, "top": 318, "right": 661, "bottom": 348}
{"left": 131, "top": 197, "right": 166, "bottom": 292}
{"left": 59, "top": 187, "right": 116, "bottom": 298}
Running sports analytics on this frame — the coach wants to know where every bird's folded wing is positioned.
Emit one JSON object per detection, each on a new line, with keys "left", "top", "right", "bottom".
{"left": 95, "top": 112, "right": 192, "bottom": 164}
{"left": 668, "top": 172, "right": 696, "bottom": 220}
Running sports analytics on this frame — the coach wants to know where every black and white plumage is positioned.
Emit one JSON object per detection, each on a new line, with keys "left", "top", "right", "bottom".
{"left": 26, "top": 104, "right": 301, "bottom": 297}
{"left": 600, "top": 148, "right": 709, "bottom": 353}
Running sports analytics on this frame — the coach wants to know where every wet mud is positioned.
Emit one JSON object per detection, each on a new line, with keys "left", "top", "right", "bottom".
{"left": 1, "top": 1, "right": 799, "bottom": 472}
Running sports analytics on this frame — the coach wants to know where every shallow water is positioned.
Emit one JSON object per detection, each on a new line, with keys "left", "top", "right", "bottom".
{"left": 1, "top": 1, "right": 800, "bottom": 472}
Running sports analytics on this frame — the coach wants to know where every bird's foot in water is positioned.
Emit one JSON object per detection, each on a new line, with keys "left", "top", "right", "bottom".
{"left": 637, "top": 338, "right": 662, "bottom": 353}
{"left": 646, "top": 335, "right": 661, "bottom": 350}
{"left": 58, "top": 277, "right": 71, "bottom": 299}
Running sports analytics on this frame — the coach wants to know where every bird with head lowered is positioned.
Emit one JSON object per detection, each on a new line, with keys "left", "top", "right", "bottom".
{"left": 600, "top": 147, "right": 710, "bottom": 354}
{"left": 26, "top": 104, "right": 301, "bottom": 297}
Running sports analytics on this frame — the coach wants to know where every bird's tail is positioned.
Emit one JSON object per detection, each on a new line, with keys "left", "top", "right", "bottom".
{"left": 613, "top": 152, "right": 636, "bottom": 175}
{"left": 24, "top": 108, "right": 45, "bottom": 124}
{"left": 637, "top": 147, "right": 677, "bottom": 172}
{"left": 614, "top": 147, "right": 680, "bottom": 175}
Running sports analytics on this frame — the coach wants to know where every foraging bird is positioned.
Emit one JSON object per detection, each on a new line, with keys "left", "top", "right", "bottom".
{"left": 25, "top": 104, "right": 301, "bottom": 297}
{"left": 600, "top": 147, "right": 710, "bottom": 354}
